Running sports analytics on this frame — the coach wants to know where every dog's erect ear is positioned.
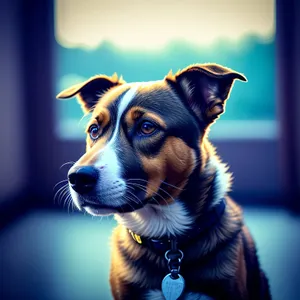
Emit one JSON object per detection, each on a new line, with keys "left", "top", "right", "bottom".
{"left": 56, "top": 74, "right": 125, "bottom": 113}
{"left": 166, "top": 64, "right": 247, "bottom": 125}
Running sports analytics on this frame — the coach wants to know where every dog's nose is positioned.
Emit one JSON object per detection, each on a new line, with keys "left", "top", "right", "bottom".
{"left": 68, "top": 166, "right": 99, "bottom": 194}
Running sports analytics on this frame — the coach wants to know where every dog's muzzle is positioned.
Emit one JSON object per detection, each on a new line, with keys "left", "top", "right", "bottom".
{"left": 67, "top": 164, "right": 148, "bottom": 214}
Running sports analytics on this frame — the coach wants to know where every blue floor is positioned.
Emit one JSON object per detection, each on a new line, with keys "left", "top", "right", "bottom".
{"left": 1, "top": 207, "right": 300, "bottom": 300}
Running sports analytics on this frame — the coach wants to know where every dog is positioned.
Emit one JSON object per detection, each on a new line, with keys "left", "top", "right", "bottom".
{"left": 57, "top": 63, "right": 271, "bottom": 300}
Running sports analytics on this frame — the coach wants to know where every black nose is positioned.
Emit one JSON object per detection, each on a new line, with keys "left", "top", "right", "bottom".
{"left": 68, "top": 166, "right": 99, "bottom": 194}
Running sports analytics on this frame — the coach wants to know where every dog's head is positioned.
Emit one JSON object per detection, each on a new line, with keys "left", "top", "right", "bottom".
{"left": 57, "top": 64, "right": 246, "bottom": 216}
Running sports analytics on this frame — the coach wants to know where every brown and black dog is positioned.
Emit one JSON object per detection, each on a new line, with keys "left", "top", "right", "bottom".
{"left": 57, "top": 63, "right": 271, "bottom": 300}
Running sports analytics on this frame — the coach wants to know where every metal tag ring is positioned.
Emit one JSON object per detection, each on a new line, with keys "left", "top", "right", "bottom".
{"left": 165, "top": 249, "right": 184, "bottom": 261}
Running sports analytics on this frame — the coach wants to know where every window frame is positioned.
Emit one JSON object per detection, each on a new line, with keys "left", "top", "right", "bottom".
{"left": 20, "top": 0, "right": 294, "bottom": 209}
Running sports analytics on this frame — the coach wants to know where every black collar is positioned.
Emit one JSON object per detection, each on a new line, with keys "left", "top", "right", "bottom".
{"left": 128, "top": 198, "right": 227, "bottom": 253}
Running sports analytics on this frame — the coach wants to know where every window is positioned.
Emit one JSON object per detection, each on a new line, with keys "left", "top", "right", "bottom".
{"left": 54, "top": 0, "right": 275, "bottom": 140}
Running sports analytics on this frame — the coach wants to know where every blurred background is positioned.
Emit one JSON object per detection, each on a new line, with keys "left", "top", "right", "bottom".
{"left": 0, "top": 0, "right": 299, "bottom": 299}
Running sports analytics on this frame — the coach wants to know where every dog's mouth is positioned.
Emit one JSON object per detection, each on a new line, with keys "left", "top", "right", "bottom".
{"left": 82, "top": 201, "right": 144, "bottom": 213}
{"left": 76, "top": 188, "right": 147, "bottom": 215}
{"left": 81, "top": 200, "right": 108, "bottom": 209}
{"left": 81, "top": 201, "right": 143, "bottom": 212}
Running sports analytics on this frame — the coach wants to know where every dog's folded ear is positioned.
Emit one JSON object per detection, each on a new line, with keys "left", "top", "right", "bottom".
{"left": 166, "top": 64, "right": 247, "bottom": 125}
{"left": 56, "top": 74, "right": 125, "bottom": 113}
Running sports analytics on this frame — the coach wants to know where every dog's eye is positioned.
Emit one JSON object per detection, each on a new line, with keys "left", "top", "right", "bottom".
{"left": 139, "top": 121, "right": 157, "bottom": 135}
{"left": 88, "top": 124, "right": 101, "bottom": 140}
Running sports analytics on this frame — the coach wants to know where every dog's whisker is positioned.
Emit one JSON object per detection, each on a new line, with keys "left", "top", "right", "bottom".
{"left": 126, "top": 183, "right": 171, "bottom": 211}
{"left": 68, "top": 194, "right": 74, "bottom": 213}
{"left": 53, "top": 179, "right": 68, "bottom": 190}
{"left": 149, "top": 195, "right": 164, "bottom": 208}
{"left": 123, "top": 194, "right": 140, "bottom": 213}
{"left": 60, "top": 161, "right": 76, "bottom": 170}
{"left": 126, "top": 182, "right": 172, "bottom": 209}
{"left": 60, "top": 187, "right": 72, "bottom": 209}
{"left": 110, "top": 214, "right": 115, "bottom": 224}
{"left": 58, "top": 186, "right": 71, "bottom": 205}
{"left": 125, "top": 189, "right": 145, "bottom": 207}
{"left": 127, "top": 182, "right": 167, "bottom": 204}
{"left": 69, "top": 196, "right": 75, "bottom": 213}
{"left": 159, "top": 180, "right": 185, "bottom": 191}
{"left": 78, "top": 112, "right": 91, "bottom": 126}
{"left": 126, "top": 185, "right": 135, "bottom": 191}
{"left": 69, "top": 196, "right": 75, "bottom": 214}
{"left": 125, "top": 189, "right": 144, "bottom": 207}
{"left": 66, "top": 195, "right": 72, "bottom": 214}
{"left": 53, "top": 184, "right": 69, "bottom": 205}
{"left": 54, "top": 182, "right": 68, "bottom": 195}
{"left": 62, "top": 192, "right": 71, "bottom": 209}
{"left": 127, "top": 178, "right": 184, "bottom": 191}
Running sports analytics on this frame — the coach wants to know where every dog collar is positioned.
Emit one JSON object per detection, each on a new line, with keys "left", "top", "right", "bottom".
{"left": 128, "top": 198, "right": 227, "bottom": 253}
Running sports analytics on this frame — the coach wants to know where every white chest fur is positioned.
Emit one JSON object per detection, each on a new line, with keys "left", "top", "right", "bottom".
{"left": 115, "top": 201, "right": 193, "bottom": 238}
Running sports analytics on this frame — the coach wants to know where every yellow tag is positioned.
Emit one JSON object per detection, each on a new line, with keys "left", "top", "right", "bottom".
{"left": 134, "top": 233, "right": 142, "bottom": 244}
{"left": 128, "top": 230, "right": 142, "bottom": 244}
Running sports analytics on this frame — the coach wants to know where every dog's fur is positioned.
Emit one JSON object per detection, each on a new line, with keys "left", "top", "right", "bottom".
{"left": 57, "top": 63, "right": 271, "bottom": 300}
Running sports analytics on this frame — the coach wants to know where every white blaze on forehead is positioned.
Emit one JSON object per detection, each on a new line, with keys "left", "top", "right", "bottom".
{"left": 107, "top": 84, "right": 139, "bottom": 147}
{"left": 94, "top": 83, "right": 140, "bottom": 174}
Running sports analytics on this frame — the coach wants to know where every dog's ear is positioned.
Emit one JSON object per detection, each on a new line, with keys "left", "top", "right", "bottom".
{"left": 166, "top": 64, "right": 247, "bottom": 125}
{"left": 56, "top": 74, "right": 125, "bottom": 113}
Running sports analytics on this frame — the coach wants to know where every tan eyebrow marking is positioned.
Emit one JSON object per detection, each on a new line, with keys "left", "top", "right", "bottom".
{"left": 144, "top": 112, "right": 167, "bottom": 129}
{"left": 86, "top": 108, "right": 111, "bottom": 131}
{"left": 125, "top": 106, "right": 167, "bottom": 129}
{"left": 85, "top": 108, "right": 111, "bottom": 140}
{"left": 95, "top": 108, "right": 110, "bottom": 128}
